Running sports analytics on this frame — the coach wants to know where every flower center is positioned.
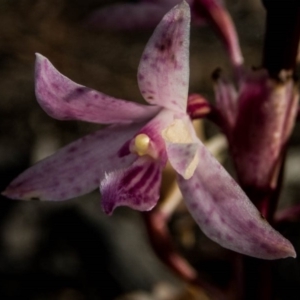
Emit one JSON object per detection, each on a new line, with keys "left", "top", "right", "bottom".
{"left": 132, "top": 133, "right": 151, "bottom": 156}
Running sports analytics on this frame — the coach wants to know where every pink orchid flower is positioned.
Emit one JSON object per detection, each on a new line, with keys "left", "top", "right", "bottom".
{"left": 196, "top": 0, "right": 300, "bottom": 215}
{"left": 2, "top": 2, "right": 296, "bottom": 259}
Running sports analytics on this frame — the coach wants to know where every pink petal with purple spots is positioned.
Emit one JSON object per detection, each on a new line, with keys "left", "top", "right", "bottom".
{"left": 101, "top": 156, "right": 164, "bottom": 215}
{"left": 35, "top": 54, "right": 160, "bottom": 124}
{"left": 178, "top": 142, "right": 296, "bottom": 259}
{"left": 3, "top": 123, "right": 145, "bottom": 201}
{"left": 138, "top": 1, "right": 190, "bottom": 112}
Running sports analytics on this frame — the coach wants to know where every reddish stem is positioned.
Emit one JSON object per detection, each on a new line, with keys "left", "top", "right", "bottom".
{"left": 143, "top": 209, "right": 226, "bottom": 299}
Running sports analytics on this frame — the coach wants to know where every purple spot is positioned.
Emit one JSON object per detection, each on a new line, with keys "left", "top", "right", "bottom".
{"left": 190, "top": 202, "right": 198, "bottom": 209}
{"left": 138, "top": 74, "right": 144, "bottom": 81}
{"left": 204, "top": 218, "right": 210, "bottom": 225}
{"left": 51, "top": 83, "right": 59, "bottom": 90}
{"left": 143, "top": 54, "right": 149, "bottom": 61}
{"left": 247, "top": 220, "right": 256, "bottom": 229}
{"left": 226, "top": 235, "right": 233, "bottom": 241}
{"left": 76, "top": 87, "right": 84, "bottom": 93}
{"left": 156, "top": 38, "right": 172, "bottom": 52}
{"left": 68, "top": 146, "right": 78, "bottom": 153}
{"left": 94, "top": 94, "right": 99, "bottom": 99}
{"left": 68, "top": 177, "right": 74, "bottom": 183}
{"left": 74, "top": 187, "right": 81, "bottom": 193}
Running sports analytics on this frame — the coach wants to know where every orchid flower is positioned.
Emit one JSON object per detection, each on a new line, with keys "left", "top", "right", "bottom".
{"left": 194, "top": 0, "right": 300, "bottom": 212}
{"left": 2, "top": 2, "right": 296, "bottom": 259}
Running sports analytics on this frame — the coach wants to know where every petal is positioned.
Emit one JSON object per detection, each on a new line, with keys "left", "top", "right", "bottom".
{"left": 138, "top": 1, "right": 190, "bottom": 112}
{"left": 232, "top": 71, "right": 299, "bottom": 189}
{"left": 177, "top": 142, "right": 296, "bottom": 259}
{"left": 162, "top": 117, "right": 199, "bottom": 179}
{"left": 187, "top": 93, "right": 212, "bottom": 119}
{"left": 85, "top": 3, "right": 170, "bottom": 31}
{"left": 192, "top": 0, "right": 243, "bottom": 69}
{"left": 35, "top": 54, "right": 160, "bottom": 124}
{"left": 3, "top": 123, "right": 145, "bottom": 201}
{"left": 101, "top": 156, "right": 163, "bottom": 215}
{"left": 164, "top": 142, "right": 199, "bottom": 179}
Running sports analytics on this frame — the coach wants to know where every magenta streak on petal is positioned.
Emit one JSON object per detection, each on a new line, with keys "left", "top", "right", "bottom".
{"left": 3, "top": 123, "right": 145, "bottom": 201}
{"left": 138, "top": 1, "right": 190, "bottom": 112}
{"left": 121, "top": 166, "right": 144, "bottom": 187}
{"left": 177, "top": 142, "right": 296, "bottom": 259}
{"left": 128, "top": 163, "right": 155, "bottom": 192}
{"left": 144, "top": 167, "right": 160, "bottom": 194}
{"left": 35, "top": 54, "right": 160, "bottom": 124}
{"left": 101, "top": 156, "right": 164, "bottom": 215}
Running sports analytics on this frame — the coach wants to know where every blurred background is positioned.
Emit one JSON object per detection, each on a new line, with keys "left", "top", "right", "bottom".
{"left": 0, "top": 0, "right": 300, "bottom": 299}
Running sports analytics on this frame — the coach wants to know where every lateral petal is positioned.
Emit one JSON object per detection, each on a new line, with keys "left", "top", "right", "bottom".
{"left": 101, "top": 156, "right": 164, "bottom": 215}
{"left": 3, "top": 123, "right": 145, "bottom": 201}
{"left": 138, "top": 1, "right": 190, "bottom": 112}
{"left": 177, "top": 142, "right": 296, "bottom": 259}
{"left": 35, "top": 54, "right": 160, "bottom": 124}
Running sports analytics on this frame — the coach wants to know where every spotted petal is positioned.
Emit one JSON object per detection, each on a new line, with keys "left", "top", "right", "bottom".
{"left": 3, "top": 123, "right": 145, "bottom": 201}
{"left": 178, "top": 142, "right": 296, "bottom": 259}
{"left": 35, "top": 54, "right": 160, "bottom": 124}
{"left": 101, "top": 156, "right": 163, "bottom": 215}
{"left": 138, "top": 1, "right": 190, "bottom": 112}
